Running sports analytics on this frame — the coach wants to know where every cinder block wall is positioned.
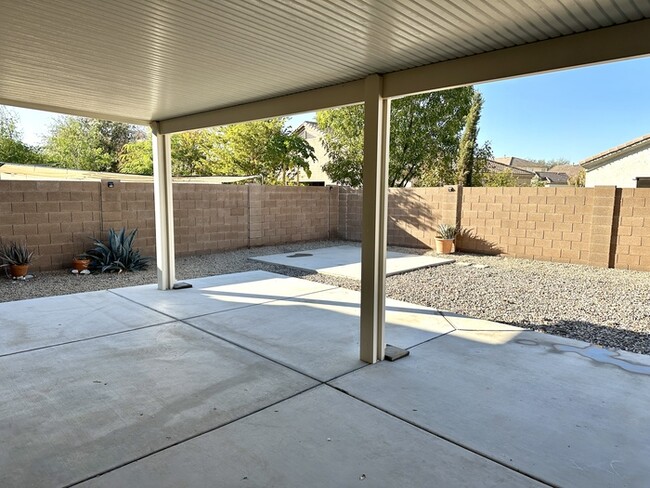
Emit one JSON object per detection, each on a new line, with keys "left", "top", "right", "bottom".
{"left": 256, "top": 186, "right": 333, "bottom": 246}
{"left": 338, "top": 186, "right": 650, "bottom": 271}
{"left": 386, "top": 187, "right": 459, "bottom": 248}
{"left": 338, "top": 186, "right": 459, "bottom": 247}
{"left": 459, "top": 187, "right": 597, "bottom": 265}
{"left": 3, "top": 181, "right": 649, "bottom": 272}
{"left": 615, "top": 189, "right": 650, "bottom": 270}
{"left": 1, "top": 181, "right": 333, "bottom": 271}
{"left": 0, "top": 180, "right": 103, "bottom": 270}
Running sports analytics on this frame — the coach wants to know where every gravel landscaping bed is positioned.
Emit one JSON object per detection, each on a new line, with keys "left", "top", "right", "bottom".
{"left": 2, "top": 239, "right": 650, "bottom": 355}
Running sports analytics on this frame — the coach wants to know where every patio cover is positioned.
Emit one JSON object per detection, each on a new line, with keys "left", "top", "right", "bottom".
{"left": 1, "top": 0, "right": 649, "bottom": 362}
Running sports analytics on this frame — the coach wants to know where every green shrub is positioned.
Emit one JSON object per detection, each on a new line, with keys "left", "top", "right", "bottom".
{"left": 83, "top": 228, "right": 149, "bottom": 273}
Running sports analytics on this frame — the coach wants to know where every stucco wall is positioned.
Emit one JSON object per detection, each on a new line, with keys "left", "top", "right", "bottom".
{"left": 298, "top": 125, "right": 333, "bottom": 185}
{"left": 585, "top": 144, "right": 650, "bottom": 188}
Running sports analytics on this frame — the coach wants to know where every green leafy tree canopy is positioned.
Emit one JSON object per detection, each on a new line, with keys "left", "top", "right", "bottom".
{"left": 119, "top": 119, "right": 315, "bottom": 184}
{"left": 482, "top": 169, "right": 518, "bottom": 187}
{"left": 0, "top": 106, "right": 44, "bottom": 165}
{"left": 43, "top": 117, "right": 145, "bottom": 172}
{"left": 316, "top": 87, "right": 488, "bottom": 187}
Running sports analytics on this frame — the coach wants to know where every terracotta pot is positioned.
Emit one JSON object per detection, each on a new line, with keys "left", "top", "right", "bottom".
{"left": 72, "top": 258, "right": 91, "bottom": 272}
{"left": 435, "top": 238, "right": 455, "bottom": 254}
{"left": 9, "top": 264, "right": 29, "bottom": 278}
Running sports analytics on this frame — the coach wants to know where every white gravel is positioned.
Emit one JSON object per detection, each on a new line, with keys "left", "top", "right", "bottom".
{"left": 2, "top": 239, "right": 650, "bottom": 355}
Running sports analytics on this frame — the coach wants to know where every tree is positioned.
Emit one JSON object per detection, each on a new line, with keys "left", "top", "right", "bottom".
{"left": 456, "top": 92, "right": 492, "bottom": 186}
{"left": 316, "top": 105, "right": 366, "bottom": 187}
{"left": 530, "top": 175, "right": 546, "bottom": 187}
{"left": 527, "top": 157, "right": 571, "bottom": 169}
{"left": 0, "top": 106, "right": 44, "bottom": 165}
{"left": 211, "top": 119, "right": 315, "bottom": 184}
{"left": 119, "top": 119, "right": 315, "bottom": 183}
{"left": 316, "top": 87, "right": 480, "bottom": 187}
{"left": 568, "top": 168, "right": 586, "bottom": 187}
{"left": 482, "top": 169, "right": 518, "bottom": 187}
{"left": 119, "top": 129, "right": 228, "bottom": 177}
{"left": 391, "top": 90, "right": 477, "bottom": 187}
{"left": 43, "top": 116, "right": 145, "bottom": 172}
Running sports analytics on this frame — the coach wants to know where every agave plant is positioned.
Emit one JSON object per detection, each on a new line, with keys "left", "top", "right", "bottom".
{"left": 0, "top": 240, "right": 34, "bottom": 265}
{"left": 83, "top": 228, "right": 150, "bottom": 273}
{"left": 436, "top": 223, "right": 458, "bottom": 240}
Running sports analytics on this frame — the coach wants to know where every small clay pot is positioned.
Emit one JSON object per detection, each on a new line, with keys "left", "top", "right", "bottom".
{"left": 9, "top": 264, "right": 30, "bottom": 278}
{"left": 435, "top": 238, "right": 455, "bottom": 254}
{"left": 72, "top": 258, "right": 91, "bottom": 272}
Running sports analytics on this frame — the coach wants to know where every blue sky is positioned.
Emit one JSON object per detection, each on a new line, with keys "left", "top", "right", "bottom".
{"left": 9, "top": 56, "right": 650, "bottom": 164}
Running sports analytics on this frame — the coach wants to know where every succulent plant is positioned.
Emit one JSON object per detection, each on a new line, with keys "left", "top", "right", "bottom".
{"left": 0, "top": 240, "right": 34, "bottom": 265}
{"left": 436, "top": 223, "right": 458, "bottom": 240}
{"left": 82, "top": 228, "right": 149, "bottom": 273}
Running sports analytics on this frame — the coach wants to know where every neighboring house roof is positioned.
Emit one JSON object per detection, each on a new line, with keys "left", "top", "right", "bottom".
{"left": 549, "top": 164, "right": 582, "bottom": 177}
{"left": 293, "top": 120, "right": 323, "bottom": 137}
{"left": 486, "top": 160, "right": 535, "bottom": 176}
{"left": 534, "top": 171, "right": 569, "bottom": 184}
{"left": 0, "top": 163, "right": 257, "bottom": 184}
{"left": 580, "top": 134, "right": 650, "bottom": 170}
{"left": 494, "top": 156, "right": 547, "bottom": 171}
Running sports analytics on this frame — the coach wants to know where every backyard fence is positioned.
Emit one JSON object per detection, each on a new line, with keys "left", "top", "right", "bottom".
{"left": 1, "top": 180, "right": 649, "bottom": 272}
{"left": 339, "top": 185, "right": 650, "bottom": 271}
{"left": 0, "top": 180, "right": 336, "bottom": 271}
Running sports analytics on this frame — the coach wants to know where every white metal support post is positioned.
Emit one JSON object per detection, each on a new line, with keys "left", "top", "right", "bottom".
{"left": 359, "top": 74, "right": 390, "bottom": 364}
{"left": 151, "top": 121, "right": 176, "bottom": 290}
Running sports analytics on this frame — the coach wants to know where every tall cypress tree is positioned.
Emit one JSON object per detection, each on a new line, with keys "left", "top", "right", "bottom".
{"left": 456, "top": 92, "right": 483, "bottom": 187}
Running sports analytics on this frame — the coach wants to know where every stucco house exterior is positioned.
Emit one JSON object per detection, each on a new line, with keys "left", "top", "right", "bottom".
{"left": 293, "top": 121, "right": 334, "bottom": 186}
{"left": 581, "top": 134, "right": 650, "bottom": 188}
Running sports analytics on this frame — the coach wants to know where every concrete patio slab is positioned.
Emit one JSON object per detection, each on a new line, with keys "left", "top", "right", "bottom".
{"left": 0, "top": 290, "right": 171, "bottom": 356}
{"left": 187, "top": 287, "right": 452, "bottom": 380}
{"left": 79, "top": 386, "right": 545, "bottom": 488}
{"left": 111, "top": 270, "right": 335, "bottom": 320}
{"left": 332, "top": 329, "right": 650, "bottom": 488}
{"left": 0, "top": 322, "right": 317, "bottom": 488}
{"left": 4, "top": 270, "right": 650, "bottom": 488}
{"left": 250, "top": 244, "right": 453, "bottom": 279}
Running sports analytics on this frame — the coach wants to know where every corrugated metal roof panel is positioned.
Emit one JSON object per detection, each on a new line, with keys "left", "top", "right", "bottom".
{"left": 0, "top": 0, "right": 648, "bottom": 123}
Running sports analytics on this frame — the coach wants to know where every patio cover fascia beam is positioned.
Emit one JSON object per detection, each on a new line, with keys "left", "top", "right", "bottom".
{"left": 0, "top": 97, "right": 149, "bottom": 127}
{"left": 382, "top": 18, "right": 650, "bottom": 99}
{"left": 157, "top": 19, "right": 649, "bottom": 135}
{"left": 158, "top": 80, "right": 365, "bottom": 135}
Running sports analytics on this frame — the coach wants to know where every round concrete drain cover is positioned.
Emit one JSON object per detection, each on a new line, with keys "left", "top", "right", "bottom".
{"left": 287, "top": 253, "right": 313, "bottom": 258}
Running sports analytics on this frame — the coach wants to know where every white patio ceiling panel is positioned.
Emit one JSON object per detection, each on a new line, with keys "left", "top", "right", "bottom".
{"left": 1, "top": 0, "right": 649, "bottom": 124}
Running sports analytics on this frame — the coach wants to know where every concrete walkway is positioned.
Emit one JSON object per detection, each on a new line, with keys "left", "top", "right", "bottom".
{"left": 250, "top": 244, "right": 454, "bottom": 279}
{"left": 1, "top": 271, "right": 649, "bottom": 487}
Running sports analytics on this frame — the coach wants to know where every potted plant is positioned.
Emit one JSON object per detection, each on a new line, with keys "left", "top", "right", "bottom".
{"left": 71, "top": 256, "right": 91, "bottom": 272}
{"left": 0, "top": 240, "right": 35, "bottom": 278}
{"left": 434, "top": 223, "right": 457, "bottom": 254}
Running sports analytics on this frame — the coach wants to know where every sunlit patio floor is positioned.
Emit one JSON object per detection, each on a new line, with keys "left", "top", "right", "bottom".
{"left": 1, "top": 270, "right": 649, "bottom": 487}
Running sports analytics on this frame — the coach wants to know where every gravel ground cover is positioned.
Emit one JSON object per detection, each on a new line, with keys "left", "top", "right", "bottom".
{"left": 2, "top": 239, "right": 649, "bottom": 355}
